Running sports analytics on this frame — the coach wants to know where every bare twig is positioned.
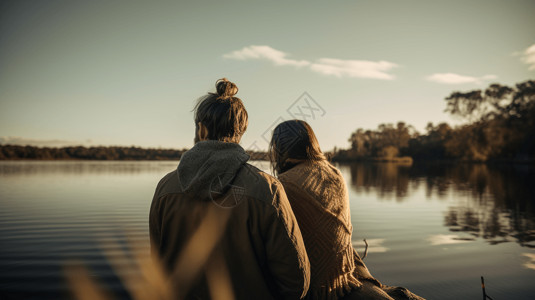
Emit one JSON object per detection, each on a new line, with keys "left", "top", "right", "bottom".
{"left": 362, "top": 239, "right": 369, "bottom": 260}
{"left": 481, "top": 276, "right": 486, "bottom": 300}
{"left": 481, "top": 276, "right": 494, "bottom": 300}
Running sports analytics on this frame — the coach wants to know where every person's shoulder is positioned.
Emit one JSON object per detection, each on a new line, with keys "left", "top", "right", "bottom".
{"left": 158, "top": 170, "right": 176, "bottom": 184}
{"left": 277, "top": 162, "right": 313, "bottom": 185}
{"left": 234, "top": 163, "right": 285, "bottom": 204}
{"left": 279, "top": 160, "right": 344, "bottom": 189}
{"left": 154, "top": 169, "right": 181, "bottom": 199}
{"left": 322, "top": 160, "right": 344, "bottom": 177}
{"left": 236, "top": 162, "right": 282, "bottom": 190}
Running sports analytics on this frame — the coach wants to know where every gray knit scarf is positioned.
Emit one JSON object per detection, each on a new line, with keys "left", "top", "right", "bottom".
{"left": 176, "top": 140, "right": 250, "bottom": 200}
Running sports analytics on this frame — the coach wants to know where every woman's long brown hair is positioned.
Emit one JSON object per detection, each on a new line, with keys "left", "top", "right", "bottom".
{"left": 269, "top": 120, "right": 325, "bottom": 176}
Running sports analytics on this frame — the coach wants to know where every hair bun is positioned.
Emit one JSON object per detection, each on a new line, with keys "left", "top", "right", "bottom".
{"left": 216, "top": 78, "right": 238, "bottom": 99}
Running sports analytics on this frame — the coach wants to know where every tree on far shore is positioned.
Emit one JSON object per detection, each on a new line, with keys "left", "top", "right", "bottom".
{"left": 336, "top": 79, "right": 535, "bottom": 162}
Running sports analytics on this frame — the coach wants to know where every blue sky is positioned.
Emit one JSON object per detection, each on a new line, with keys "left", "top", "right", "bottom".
{"left": 1, "top": 0, "right": 534, "bottom": 151}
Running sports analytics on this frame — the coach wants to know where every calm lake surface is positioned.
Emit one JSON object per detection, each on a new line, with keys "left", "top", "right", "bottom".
{"left": 0, "top": 160, "right": 534, "bottom": 299}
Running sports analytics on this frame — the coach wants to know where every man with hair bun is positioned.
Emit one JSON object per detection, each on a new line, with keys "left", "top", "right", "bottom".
{"left": 149, "top": 78, "right": 310, "bottom": 299}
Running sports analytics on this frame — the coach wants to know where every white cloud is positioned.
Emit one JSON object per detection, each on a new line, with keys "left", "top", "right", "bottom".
{"left": 223, "top": 45, "right": 398, "bottom": 80}
{"left": 519, "top": 44, "right": 535, "bottom": 70}
{"left": 426, "top": 73, "right": 497, "bottom": 84}
{"left": 223, "top": 45, "right": 310, "bottom": 67}
{"left": 427, "top": 234, "right": 475, "bottom": 246}
{"left": 0, "top": 136, "right": 92, "bottom": 147}
{"left": 480, "top": 74, "right": 498, "bottom": 80}
{"left": 310, "top": 58, "right": 398, "bottom": 80}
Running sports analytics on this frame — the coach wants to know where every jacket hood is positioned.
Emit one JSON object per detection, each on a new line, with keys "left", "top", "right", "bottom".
{"left": 176, "top": 140, "right": 250, "bottom": 200}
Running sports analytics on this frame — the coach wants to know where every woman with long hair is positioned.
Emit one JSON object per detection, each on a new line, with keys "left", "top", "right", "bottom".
{"left": 269, "top": 120, "right": 424, "bottom": 300}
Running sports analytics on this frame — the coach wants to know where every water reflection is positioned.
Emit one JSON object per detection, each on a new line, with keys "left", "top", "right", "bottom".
{"left": 347, "top": 162, "right": 413, "bottom": 200}
{"left": 345, "top": 162, "right": 535, "bottom": 247}
{"left": 427, "top": 234, "right": 475, "bottom": 246}
{"left": 523, "top": 253, "right": 535, "bottom": 270}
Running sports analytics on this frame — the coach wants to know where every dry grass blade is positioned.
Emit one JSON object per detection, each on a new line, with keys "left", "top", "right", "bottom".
{"left": 206, "top": 251, "right": 235, "bottom": 300}
{"left": 66, "top": 203, "right": 233, "bottom": 300}
{"left": 137, "top": 244, "right": 175, "bottom": 299}
{"left": 101, "top": 237, "right": 173, "bottom": 300}
{"left": 170, "top": 204, "right": 232, "bottom": 299}
{"left": 64, "top": 262, "right": 112, "bottom": 300}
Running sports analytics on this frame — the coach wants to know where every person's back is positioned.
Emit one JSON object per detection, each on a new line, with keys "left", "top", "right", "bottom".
{"left": 269, "top": 120, "right": 360, "bottom": 299}
{"left": 149, "top": 79, "right": 310, "bottom": 299}
{"left": 278, "top": 159, "right": 358, "bottom": 299}
{"left": 269, "top": 120, "right": 425, "bottom": 300}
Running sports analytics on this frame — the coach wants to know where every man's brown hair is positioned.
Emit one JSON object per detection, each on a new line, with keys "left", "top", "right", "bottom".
{"left": 194, "top": 78, "right": 248, "bottom": 143}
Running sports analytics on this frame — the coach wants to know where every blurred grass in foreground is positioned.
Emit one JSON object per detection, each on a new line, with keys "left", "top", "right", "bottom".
{"left": 64, "top": 205, "right": 234, "bottom": 300}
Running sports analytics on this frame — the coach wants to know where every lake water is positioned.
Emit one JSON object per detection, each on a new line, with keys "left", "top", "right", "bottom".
{"left": 0, "top": 161, "right": 534, "bottom": 299}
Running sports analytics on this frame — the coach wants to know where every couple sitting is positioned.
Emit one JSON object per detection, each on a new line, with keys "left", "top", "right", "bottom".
{"left": 149, "top": 78, "right": 424, "bottom": 300}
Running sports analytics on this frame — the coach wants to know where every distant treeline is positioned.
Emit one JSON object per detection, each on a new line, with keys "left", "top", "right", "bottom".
{"left": 0, "top": 145, "right": 188, "bottom": 160}
{"left": 333, "top": 80, "right": 535, "bottom": 163}
{"left": 0, "top": 145, "right": 270, "bottom": 161}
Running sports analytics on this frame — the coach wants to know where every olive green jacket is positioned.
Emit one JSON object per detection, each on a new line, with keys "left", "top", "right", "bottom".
{"left": 149, "top": 141, "right": 310, "bottom": 299}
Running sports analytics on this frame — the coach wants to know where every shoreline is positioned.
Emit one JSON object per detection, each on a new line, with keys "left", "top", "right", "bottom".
{"left": 1, "top": 144, "right": 533, "bottom": 164}
{"left": 2, "top": 157, "right": 534, "bottom": 166}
